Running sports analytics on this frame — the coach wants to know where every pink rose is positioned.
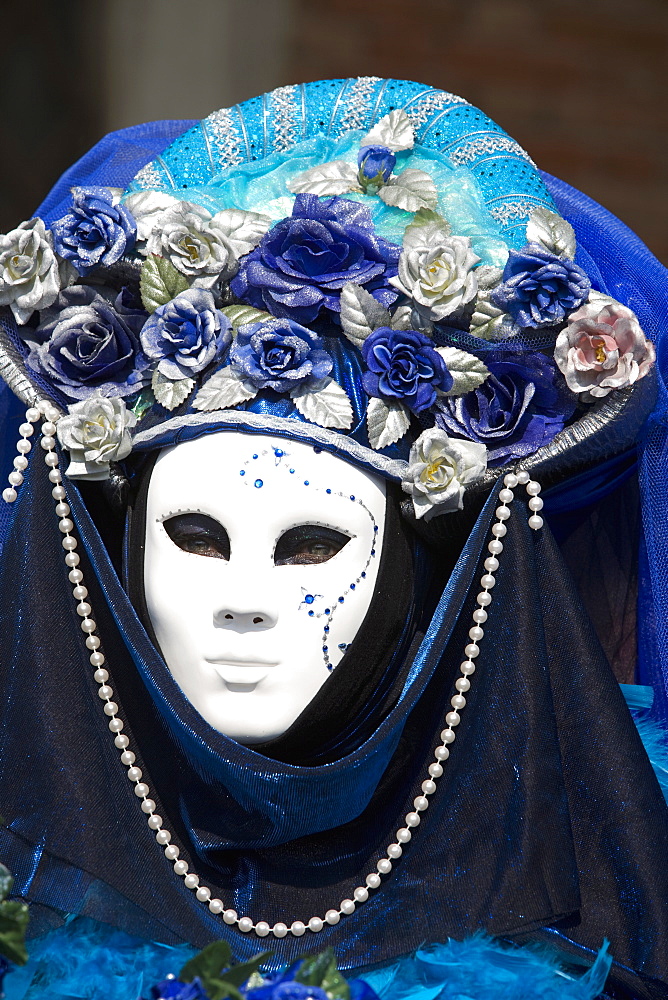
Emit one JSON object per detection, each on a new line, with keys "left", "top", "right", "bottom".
{"left": 554, "top": 295, "right": 655, "bottom": 398}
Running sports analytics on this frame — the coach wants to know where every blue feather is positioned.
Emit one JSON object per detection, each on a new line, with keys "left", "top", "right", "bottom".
{"left": 633, "top": 715, "right": 668, "bottom": 801}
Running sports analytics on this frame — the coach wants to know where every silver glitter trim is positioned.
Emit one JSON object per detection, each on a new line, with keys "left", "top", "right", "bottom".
{"left": 488, "top": 200, "right": 541, "bottom": 226}
{"left": 340, "top": 76, "right": 381, "bottom": 132}
{"left": 133, "top": 161, "right": 167, "bottom": 191}
{"left": 133, "top": 409, "right": 408, "bottom": 481}
{"left": 405, "top": 90, "right": 469, "bottom": 130}
{"left": 270, "top": 84, "right": 299, "bottom": 151}
{"left": 0, "top": 327, "right": 59, "bottom": 410}
{"left": 449, "top": 135, "right": 536, "bottom": 168}
{"left": 204, "top": 107, "right": 244, "bottom": 169}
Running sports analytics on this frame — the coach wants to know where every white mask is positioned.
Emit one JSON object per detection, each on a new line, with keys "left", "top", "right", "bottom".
{"left": 143, "top": 431, "right": 386, "bottom": 743}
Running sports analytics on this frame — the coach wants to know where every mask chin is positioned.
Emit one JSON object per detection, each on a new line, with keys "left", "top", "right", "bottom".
{"left": 133, "top": 430, "right": 391, "bottom": 744}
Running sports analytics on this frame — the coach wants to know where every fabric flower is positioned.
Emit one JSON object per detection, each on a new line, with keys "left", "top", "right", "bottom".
{"left": 390, "top": 236, "right": 479, "bottom": 322}
{"left": 436, "top": 350, "right": 575, "bottom": 465}
{"left": 26, "top": 285, "right": 150, "bottom": 399}
{"left": 402, "top": 427, "right": 487, "bottom": 518}
{"left": 357, "top": 144, "right": 396, "bottom": 188}
{"left": 0, "top": 218, "right": 67, "bottom": 324}
{"left": 51, "top": 187, "right": 136, "bottom": 276}
{"left": 245, "top": 962, "right": 329, "bottom": 1000}
{"left": 362, "top": 327, "right": 453, "bottom": 414}
{"left": 57, "top": 393, "right": 136, "bottom": 480}
{"left": 554, "top": 295, "right": 655, "bottom": 397}
{"left": 230, "top": 317, "right": 332, "bottom": 392}
{"left": 150, "top": 976, "right": 208, "bottom": 1000}
{"left": 140, "top": 288, "right": 231, "bottom": 380}
{"left": 491, "top": 243, "right": 590, "bottom": 329}
{"left": 144, "top": 202, "right": 235, "bottom": 286}
{"left": 231, "top": 194, "right": 400, "bottom": 325}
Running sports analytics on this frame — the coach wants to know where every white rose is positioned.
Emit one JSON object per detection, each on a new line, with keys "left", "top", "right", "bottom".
{"left": 390, "top": 235, "right": 479, "bottom": 322}
{"left": 402, "top": 427, "right": 487, "bottom": 519}
{"left": 57, "top": 394, "right": 137, "bottom": 480}
{"left": 123, "top": 191, "right": 180, "bottom": 243}
{"left": 0, "top": 219, "right": 66, "bottom": 324}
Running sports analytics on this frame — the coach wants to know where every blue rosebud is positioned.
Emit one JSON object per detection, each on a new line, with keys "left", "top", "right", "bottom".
{"left": 435, "top": 350, "right": 575, "bottom": 465}
{"left": 361, "top": 327, "right": 453, "bottom": 414}
{"left": 491, "top": 243, "right": 590, "bottom": 330}
{"left": 357, "top": 144, "right": 396, "bottom": 188}
{"left": 231, "top": 195, "right": 399, "bottom": 326}
{"left": 230, "top": 317, "right": 333, "bottom": 393}
{"left": 51, "top": 187, "right": 137, "bottom": 276}
{"left": 140, "top": 288, "right": 232, "bottom": 380}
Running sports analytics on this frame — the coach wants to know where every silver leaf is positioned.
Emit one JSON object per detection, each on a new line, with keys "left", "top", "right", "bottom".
{"left": 469, "top": 296, "right": 514, "bottom": 341}
{"left": 152, "top": 371, "right": 195, "bottom": 411}
{"left": 378, "top": 170, "right": 438, "bottom": 213}
{"left": 526, "top": 207, "right": 576, "bottom": 260}
{"left": 366, "top": 396, "right": 410, "bottom": 450}
{"left": 436, "top": 347, "right": 490, "bottom": 396}
{"left": 288, "top": 160, "right": 360, "bottom": 196}
{"left": 475, "top": 265, "right": 504, "bottom": 291}
{"left": 340, "top": 282, "right": 391, "bottom": 347}
{"left": 210, "top": 208, "right": 272, "bottom": 257}
{"left": 291, "top": 378, "right": 353, "bottom": 430}
{"left": 361, "top": 109, "right": 415, "bottom": 152}
{"left": 221, "top": 304, "right": 274, "bottom": 331}
{"left": 402, "top": 209, "right": 451, "bottom": 252}
{"left": 192, "top": 367, "right": 256, "bottom": 411}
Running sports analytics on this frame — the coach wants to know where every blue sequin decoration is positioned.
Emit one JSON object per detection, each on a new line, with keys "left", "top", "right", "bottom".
{"left": 254, "top": 479, "right": 263, "bottom": 488}
{"left": 304, "top": 594, "right": 315, "bottom": 604}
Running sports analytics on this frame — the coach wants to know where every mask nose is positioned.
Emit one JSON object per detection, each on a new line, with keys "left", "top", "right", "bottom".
{"left": 213, "top": 604, "right": 278, "bottom": 633}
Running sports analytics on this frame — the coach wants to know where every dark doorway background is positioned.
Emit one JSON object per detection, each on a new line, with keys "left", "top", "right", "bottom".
{"left": 1, "top": 0, "right": 666, "bottom": 263}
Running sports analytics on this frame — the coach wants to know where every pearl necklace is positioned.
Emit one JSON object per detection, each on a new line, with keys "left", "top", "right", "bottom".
{"left": 4, "top": 401, "right": 544, "bottom": 940}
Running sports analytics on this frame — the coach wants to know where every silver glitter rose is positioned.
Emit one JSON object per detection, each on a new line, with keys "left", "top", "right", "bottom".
{"left": 0, "top": 219, "right": 68, "bottom": 324}
{"left": 57, "top": 393, "right": 137, "bottom": 480}
{"left": 402, "top": 427, "right": 487, "bottom": 519}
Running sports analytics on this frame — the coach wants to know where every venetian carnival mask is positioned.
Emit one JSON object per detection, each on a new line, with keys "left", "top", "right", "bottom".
{"left": 143, "top": 431, "right": 386, "bottom": 741}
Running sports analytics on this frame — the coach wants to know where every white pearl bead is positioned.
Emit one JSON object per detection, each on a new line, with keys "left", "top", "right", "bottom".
{"left": 148, "top": 814, "right": 162, "bottom": 829}
{"left": 48, "top": 469, "right": 62, "bottom": 483}
{"left": 174, "top": 860, "right": 188, "bottom": 875}
{"left": 495, "top": 505, "right": 510, "bottom": 521}
{"left": 165, "top": 845, "right": 179, "bottom": 860}
{"left": 476, "top": 591, "right": 491, "bottom": 606}
{"left": 428, "top": 762, "right": 443, "bottom": 778}
{"left": 239, "top": 917, "right": 254, "bottom": 934}
{"left": 41, "top": 421, "right": 57, "bottom": 437}
{"left": 44, "top": 452, "right": 59, "bottom": 467}
{"left": 77, "top": 602, "right": 92, "bottom": 617}
{"left": 517, "top": 471, "right": 530, "bottom": 484}
{"left": 62, "top": 536, "right": 77, "bottom": 550}
{"left": 223, "top": 909, "right": 238, "bottom": 925}
{"left": 209, "top": 899, "right": 223, "bottom": 915}
{"left": 81, "top": 619, "right": 97, "bottom": 633}
{"left": 86, "top": 635, "right": 100, "bottom": 649}
{"left": 499, "top": 488, "right": 514, "bottom": 503}
{"left": 44, "top": 406, "right": 60, "bottom": 423}
{"left": 405, "top": 812, "right": 421, "bottom": 828}
{"left": 396, "top": 828, "right": 412, "bottom": 843}
{"left": 365, "top": 873, "right": 381, "bottom": 888}
{"left": 528, "top": 514, "right": 543, "bottom": 530}
{"left": 98, "top": 685, "right": 113, "bottom": 700}
{"left": 434, "top": 745, "right": 449, "bottom": 761}
{"left": 450, "top": 695, "right": 466, "bottom": 711}
{"left": 72, "top": 584, "right": 87, "bottom": 599}
{"left": 94, "top": 668, "right": 108, "bottom": 683}
{"left": 387, "top": 843, "right": 403, "bottom": 859}
{"left": 491, "top": 522, "right": 507, "bottom": 537}
{"left": 8, "top": 471, "right": 23, "bottom": 486}
{"left": 184, "top": 874, "right": 199, "bottom": 889}
{"left": 308, "top": 916, "right": 324, "bottom": 932}
{"left": 353, "top": 886, "right": 369, "bottom": 902}
{"left": 13, "top": 456, "right": 28, "bottom": 470}
{"left": 290, "top": 920, "right": 306, "bottom": 935}
{"left": 127, "top": 766, "right": 142, "bottom": 781}
{"left": 134, "top": 782, "right": 149, "bottom": 797}
{"left": 52, "top": 486, "right": 66, "bottom": 500}
{"left": 108, "top": 718, "right": 123, "bottom": 732}
{"left": 255, "top": 920, "right": 270, "bottom": 936}
{"left": 272, "top": 922, "right": 288, "bottom": 936}
{"left": 526, "top": 480, "right": 541, "bottom": 495}
{"left": 69, "top": 568, "right": 83, "bottom": 583}
{"left": 2, "top": 488, "right": 17, "bottom": 503}
{"left": 25, "top": 408, "right": 40, "bottom": 424}
{"left": 103, "top": 700, "right": 118, "bottom": 715}
{"left": 340, "top": 899, "right": 355, "bottom": 915}
{"left": 114, "top": 734, "right": 129, "bottom": 749}
{"left": 60, "top": 518, "right": 74, "bottom": 534}
{"left": 120, "top": 750, "right": 135, "bottom": 765}
{"left": 414, "top": 795, "right": 429, "bottom": 811}
{"left": 503, "top": 473, "right": 518, "bottom": 488}
{"left": 488, "top": 539, "right": 503, "bottom": 554}
{"left": 325, "top": 910, "right": 340, "bottom": 925}
{"left": 64, "top": 552, "right": 79, "bottom": 568}
{"left": 464, "top": 643, "right": 479, "bottom": 658}
{"left": 157, "top": 831, "right": 171, "bottom": 845}
{"left": 377, "top": 859, "right": 392, "bottom": 874}
{"left": 422, "top": 779, "right": 436, "bottom": 795}
{"left": 484, "top": 557, "right": 499, "bottom": 572}
{"left": 456, "top": 677, "right": 470, "bottom": 692}
{"left": 469, "top": 625, "right": 484, "bottom": 641}
{"left": 441, "top": 728, "right": 456, "bottom": 743}
{"left": 40, "top": 436, "right": 55, "bottom": 451}
{"left": 91, "top": 653, "right": 105, "bottom": 668}
{"left": 196, "top": 886, "right": 211, "bottom": 902}
{"left": 445, "top": 711, "right": 461, "bottom": 727}
{"left": 529, "top": 496, "right": 544, "bottom": 511}
{"left": 16, "top": 439, "right": 31, "bottom": 454}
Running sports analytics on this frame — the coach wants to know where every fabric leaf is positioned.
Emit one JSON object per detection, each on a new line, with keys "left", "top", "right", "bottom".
{"left": 469, "top": 297, "right": 512, "bottom": 341}
{"left": 436, "top": 347, "right": 490, "bottom": 396}
{"left": 221, "top": 304, "right": 274, "bottom": 332}
{"left": 210, "top": 208, "right": 272, "bottom": 256}
{"left": 526, "top": 207, "right": 576, "bottom": 261}
{"left": 296, "top": 948, "right": 350, "bottom": 1000}
{"left": 361, "top": 110, "right": 415, "bottom": 152}
{"left": 0, "top": 865, "right": 12, "bottom": 902}
{"left": 340, "top": 282, "right": 391, "bottom": 347}
{"left": 192, "top": 367, "right": 257, "bottom": 411}
{"left": 288, "top": 161, "right": 360, "bottom": 196}
{"left": 378, "top": 170, "right": 438, "bottom": 213}
{"left": 367, "top": 396, "right": 410, "bottom": 449}
{"left": 151, "top": 370, "right": 195, "bottom": 411}
{"left": 291, "top": 378, "right": 354, "bottom": 429}
{"left": 402, "top": 209, "right": 451, "bottom": 251}
{"left": 0, "top": 899, "right": 29, "bottom": 966}
{"left": 140, "top": 254, "right": 190, "bottom": 313}
{"left": 474, "top": 264, "right": 504, "bottom": 291}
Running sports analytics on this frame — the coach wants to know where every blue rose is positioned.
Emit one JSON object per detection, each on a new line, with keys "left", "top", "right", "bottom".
{"left": 25, "top": 284, "right": 150, "bottom": 399}
{"left": 230, "top": 194, "right": 399, "bottom": 325}
{"left": 491, "top": 244, "right": 590, "bottom": 329}
{"left": 357, "top": 144, "right": 396, "bottom": 187}
{"left": 150, "top": 976, "right": 208, "bottom": 1000}
{"left": 245, "top": 963, "right": 328, "bottom": 1000}
{"left": 51, "top": 187, "right": 136, "bottom": 276}
{"left": 140, "top": 288, "right": 232, "bottom": 380}
{"left": 230, "top": 317, "right": 332, "bottom": 392}
{"left": 362, "top": 327, "right": 453, "bottom": 414}
{"left": 435, "top": 350, "right": 575, "bottom": 465}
